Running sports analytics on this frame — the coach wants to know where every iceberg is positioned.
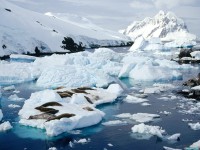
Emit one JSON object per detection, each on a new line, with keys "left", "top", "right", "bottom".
{"left": 0, "top": 121, "right": 13, "bottom": 132}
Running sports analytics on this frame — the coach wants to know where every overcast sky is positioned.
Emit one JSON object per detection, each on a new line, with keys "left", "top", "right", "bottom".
{"left": 8, "top": 0, "right": 200, "bottom": 37}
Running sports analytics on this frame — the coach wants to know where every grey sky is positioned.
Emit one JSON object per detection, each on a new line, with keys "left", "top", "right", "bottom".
{"left": 8, "top": 0, "right": 200, "bottom": 37}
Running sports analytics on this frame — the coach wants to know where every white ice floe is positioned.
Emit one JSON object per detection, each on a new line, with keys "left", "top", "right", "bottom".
{"left": 190, "top": 51, "right": 200, "bottom": 60}
{"left": 115, "top": 113, "right": 160, "bottom": 123}
{"left": 8, "top": 94, "right": 24, "bottom": 101}
{"left": 3, "top": 85, "right": 15, "bottom": 91}
{"left": 167, "top": 133, "right": 181, "bottom": 141}
{"left": 48, "top": 147, "right": 57, "bottom": 150}
{"left": 8, "top": 104, "right": 20, "bottom": 108}
{"left": 191, "top": 86, "right": 200, "bottom": 91}
{"left": 102, "top": 120, "right": 127, "bottom": 126}
{"left": 144, "top": 83, "right": 175, "bottom": 94}
{"left": 19, "top": 85, "right": 121, "bottom": 136}
{"left": 131, "top": 123, "right": 165, "bottom": 138}
{"left": 0, "top": 121, "right": 13, "bottom": 132}
{"left": 106, "top": 84, "right": 123, "bottom": 97}
{"left": 190, "top": 140, "right": 200, "bottom": 149}
{"left": 163, "top": 146, "right": 181, "bottom": 150}
{"left": 76, "top": 138, "right": 90, "bottom": 144}
{"left": 108, "top": 143, "right": 113, "bottom": 147}
{"left": 0, "top": 109, "right": 3, "bottom": 121}
{"left": 188, "top": 122, "right": 200, "bottom": 130}
{"left": 130, "top": 113, "right": 160, "bottom": 123}
{"left": 160, "top": 111, "right": 172, "bottom": 115}
{"left": 124, "top": 95, "right": 148, "bottom": 104}
{"left": 141, "top": 102, "right": 151, "bottom": 106}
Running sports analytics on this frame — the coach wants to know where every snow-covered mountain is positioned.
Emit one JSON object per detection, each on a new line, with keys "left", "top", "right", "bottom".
{"left": 123, "top": 10, "right": 197, "bottom": 45}
{"left": 0, "top": 0, "right": 131, "bottom": 57}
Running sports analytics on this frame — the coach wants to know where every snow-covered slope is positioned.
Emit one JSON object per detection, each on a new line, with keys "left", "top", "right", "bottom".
{"left": 123, "top": 10, "right": 197, "bottom": 45}
{"left": 0, "top": 0, "right": 130, "bottom": 57}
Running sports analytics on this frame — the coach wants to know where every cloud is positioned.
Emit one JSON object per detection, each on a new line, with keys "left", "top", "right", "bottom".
{"left": 130, "top": 1, "right": 153, "bottom": 9}
{"left": 153, "top": 0, "right": 198, "bottom": 9}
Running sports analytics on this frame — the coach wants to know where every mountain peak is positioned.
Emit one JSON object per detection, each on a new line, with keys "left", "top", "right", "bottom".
{"left": 123, "top": 11, "right": 190, "bottom": 40}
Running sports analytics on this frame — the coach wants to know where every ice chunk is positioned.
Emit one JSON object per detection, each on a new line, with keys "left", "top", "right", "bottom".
{"left": 76, "top": 138, "right": 90, "bottom": 144}
{"left": 141, "top": 102, "right": 151, "bottom": 106}
{"left": 0, "top": 121, "right": 13, "bottom": 132}
{"left": 130, "top": 113, "right": 160, "bottom": 123}
{"left": 163, "top": 146, "right": 181, "bottom": 150}
{"left": 106, "top": 84, "right": 123, "bottom": 97}
{"left": 48, "top": 147, "right": 57, "bottom": 150}
{"left": 8, "top": 104, "right": 20, "bottom": 108}
{"left": 190, "top": 51, "right": 200, "bottom": 59}
{"left": 191, "top": 86, "right": 200, "bottom": 91}
{"left": 131, "top": 123, "right": 165, "bottom": 138}
{"left": 102, "top": 120, "right": 127, "bottom": 126}
{"left": 124, "top": 95, "right": 148, "bottom": 104}
{"left": 8, "top": 94, "right": 24, "bottom": 101}
{"left": 115, "top": 113, "right": 132, "bottom": 118}
{"left": 108, "top": 143, "right": 113, "bottom": 147}
{"left": 190, "top": 140, "right": 200, "bottom": 149}
{"left": 0, "top": 109, "right": 3, "bottom": 121}
{"left": 160, "top": 111, "right": 171, "bottom": 115}
{"left": 188, "top": 122, "right": 200, "bottom": 130}
{"left": 3, "top": 85, "right": 15, "bottom": 91}
{"left": 129, "top": 36, "right": 147, "bottom": 51}
{"left": 167, "top": 133, "right": 181, "bottom": 141}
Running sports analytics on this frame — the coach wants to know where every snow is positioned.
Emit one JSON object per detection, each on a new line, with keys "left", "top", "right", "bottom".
{"left": 188, "top": 122, "right": 200, "bottom": 130}
{"left": 190, "top": 140, "right": 200, "bottom": 149}
{"left": 129, "top": 36, "right": 146, "bottom": 51}
{"left": 0, "top": 109, "right": 3, "bottom": 121}
{"left": 8, "top": 94, "right": 24, "bottom": 101}
{"left": 0, "top": 121, "right": 13, "bottom": 132}
{"left": 102, "top": 120, "right": 127, "bottom": 126}
{"left": 106, "top": 84, "right": 123, "bottom": 97}
{"left": 0, "top": 0, "right": 130, "bottom": 56}
{"left": 123, "top": 11, "right": 197, "bottom": 48}
{"left": 8, "top": 104, "right": 20, "bottom": 108}
{"left": 131, "top": 123, "right": 165, "bottom": 138}
{"left": 190, "top": 51, "right": 200, "bottom": 60}
{"left": 191, "top": 86, "right": 200, "bottom": 91}
{"left": 19, "top": 85, "right": 121, "bottom": 136}
{"left": 124, "top": 95, "right": 149, "bottom": 104}
{"left": 3, "top": 85, "right": 15, "bottom": 91}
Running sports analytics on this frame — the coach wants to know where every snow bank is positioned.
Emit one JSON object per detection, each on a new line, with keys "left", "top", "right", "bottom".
{"left": 0, "top": 121, "right": 13, "bottom": 132}
{"left": 131, "top": 123, "right": 165, "bottom": 138}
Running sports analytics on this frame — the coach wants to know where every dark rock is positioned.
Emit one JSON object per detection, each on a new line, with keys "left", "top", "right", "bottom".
{"left": 5, "top": 8, "right": 11, "bottom": 12}
{"left": 178, "top": 49, "right": 193, "bottom": 59}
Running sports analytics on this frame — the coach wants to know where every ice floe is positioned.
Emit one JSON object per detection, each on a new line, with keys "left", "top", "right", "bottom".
{"left": 8, "top": 94, "right": 25, "bottom": 101}
{"left": 19, "top": 84, "right": 121, "bottom": 136}
{"left": 166, "top": 133, "right": 181, "bottom": 141}
{"left": 124, "top": 95, "right": 148, "bottom": 104}
{"left": 131, "top": 123, "right": 165, "bottom": 138}
{"left": 0, "top": 121, "right": 13, "bottom": 132}
{"left": 190, "top": 140, "right": 200, "bottom": 149}
{"left": 0, "top": 109, "right": 3, "bottom": 121}
{"left": 48, "top": 147, "right": 57, "bottom": 150}
{"left": 163, "top": 146, "right": 181, "bottom": 150}
{"left": 102, "top": 120, "right": 127, "bottom": 126}
{"left": 3, "top": 85, "right": 15, "bottom": 91}
{"left": 8, "top": 104, "right": 21, "bottom": 108}
{"left": 188, "top": 122, "right": 200, "bottom": 130}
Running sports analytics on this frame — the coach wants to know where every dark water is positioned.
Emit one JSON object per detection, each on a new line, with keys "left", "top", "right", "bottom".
{"left": 0, "top": 56, "right": 200, "bottom": 150}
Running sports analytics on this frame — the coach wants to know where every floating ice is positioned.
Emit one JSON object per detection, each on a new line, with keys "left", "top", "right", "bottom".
{"left": 102, "top": 120, "right": 127, "bottom": 126}
{"left": 188, "top": 122, "right": 200, "bottom": 130}
{"left": 131, "top": 123, "right": 165, "bottom": 138}
{"left": 130, "top": 113, "right": 160, "bottom": 123}
{"left": 48, "top": 147, "right": 57, "bottom": 150}
{"left": 124, "top": 95, "right": 148, "bottom": 104}
{"left": 0, "top": 109, "right": 3, "bottom": 121}
{"left": 3, "top": 85, "right": 15, "bottom": 91}
{"left": 163, "top": 146, "right": 181, "bottom": 150}
{"left": 8, "top": 94, "right": 25, "bottom": 101}
{"left": 8, "top": 104, "right": 20, "bottom": 108}
{"left": 167, "top": 133, "right": 181, "bottom": 141}
{"left": 160, "top": 111, "right": 171, "bottom": 115}
{"left": 76, "top": 138, "right": 90, "bottom": 144}
{"left": 0, "top": 121, "right": 13, "bottom": 132}
{"left": 190, "top": 140, "right": 200, "bottom": 149}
